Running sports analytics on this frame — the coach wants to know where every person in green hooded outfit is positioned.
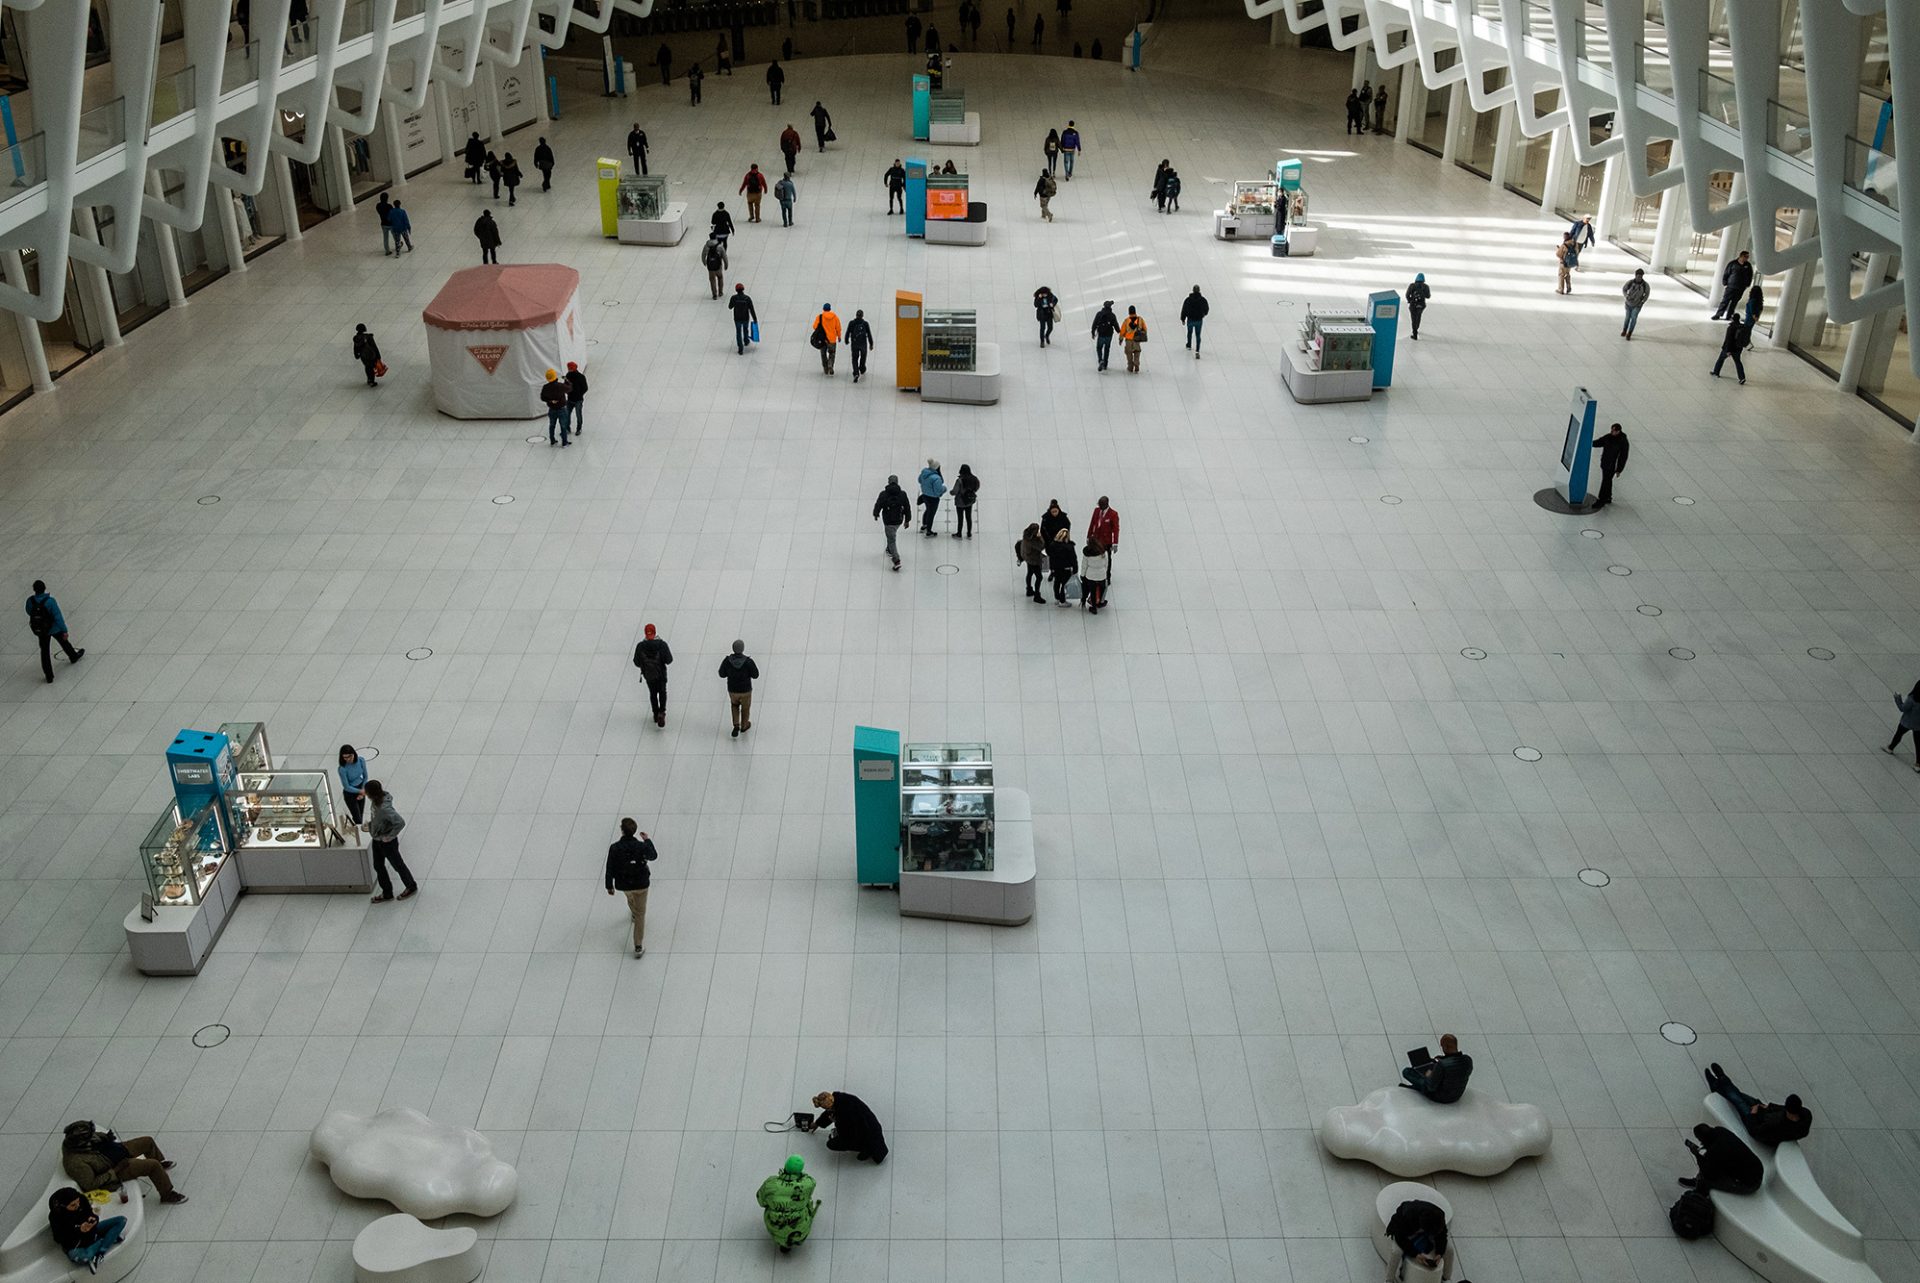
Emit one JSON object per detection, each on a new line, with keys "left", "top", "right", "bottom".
{"left": 756, "top": 1155, "right": 821, "bottom": 1252}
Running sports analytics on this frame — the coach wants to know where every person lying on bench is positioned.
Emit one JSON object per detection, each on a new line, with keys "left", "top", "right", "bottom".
{"left": 1679, "top": 1123, "right": 1762, "bottom": 1195}
{"left": 1400, "top": 1034, "right": 1473, "bottom": 1104}
{"left": 1704, "top": 1063, "right": 1812, "bottom": 1145}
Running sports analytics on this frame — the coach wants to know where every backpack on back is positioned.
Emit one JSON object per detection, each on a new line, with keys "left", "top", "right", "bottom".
{"left": 1668, "top": 1189, "right": 1715, "bottom": 1240}
{"left": 26, "top": 596, "right": 53, "bottom": 637}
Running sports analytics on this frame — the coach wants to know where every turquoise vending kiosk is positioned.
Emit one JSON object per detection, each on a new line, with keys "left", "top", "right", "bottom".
{"left": 853, "top": 725, "right": 902, "bottom": 886}
{"left": 166, "top": 729, "right": 236, "bottom": 834}
{"left": 912, "top": 73, "right": 931, "bottom": 140}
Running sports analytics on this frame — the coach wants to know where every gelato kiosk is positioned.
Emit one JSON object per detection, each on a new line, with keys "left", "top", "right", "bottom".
{"left": 897, "top": 743, "right": 1034, "bottom": 926}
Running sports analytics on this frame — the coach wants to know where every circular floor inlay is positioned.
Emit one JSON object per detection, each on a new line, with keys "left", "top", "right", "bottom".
{"left": 935, "top": 564, "right": 959, "bottom": 575}
{"left": 526, "top": 435, "right": 546, "bottom": 444}
{"left": 1637, "top": 604, "right": 1663, "bottom": 616}
{"left": 1581, "top": 528, "right": 1604, "bottom": 539}
{"left": 362, "top": 747, "right": 379, "bottom": 760}
{"left": 1379, "top": 495, "right": 1402, "bottom": 505}
{"left": 1807, "top": 647, "right": 1835, "bottom": 661}
{"left": 196, "top": 495, "right": 220, "bottom": 506}
{"left": 1668, "top": 647, "right": 1696, "bottom": 661}
{"left": 1673, "top": 496, "right": 1696, "bottom": 505}
{"left": 1460, "top": 647, "right": 1487, "bottom": 661}
{"left": 192, "top": 1024, "right": 230, "bottom": 1048}
{"left": 1578, "top": 868, "right": 1611, "bottom": 888}
{"left": 1660, "top": 1021, "right": 1697, "bottom": 1046}
{"left": 1607, "top": 564, "right": 1632, "bottom": 576}
{"left": 600, "top": 299, "right": 620, "bottom": 307}
{"left": 1513, "top": 746, "right": 1543, "bottom": 762}
{"left": 492, "top": 495, "right": 514, "bottom": 505}
{"left": 1349, "top": 435, "right": 1369, "bottom": 444}
{"left": 405, "top": 647, "right": 433, "bottom": 661}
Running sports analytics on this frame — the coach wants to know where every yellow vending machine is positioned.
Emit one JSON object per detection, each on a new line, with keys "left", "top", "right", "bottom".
{"left": 597, "top": 158, "right": 622, "bottom": 237}
{"left": 895, "top": 290, "right": 923, "bottom": 391}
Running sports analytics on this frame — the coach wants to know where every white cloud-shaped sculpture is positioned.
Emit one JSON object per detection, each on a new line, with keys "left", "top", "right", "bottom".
{"left": 310, "top": 1108, "right": 518, "bottom": 1219}
{"left": 1320, "top": 1087, "right": 1552, "bottom": 1178}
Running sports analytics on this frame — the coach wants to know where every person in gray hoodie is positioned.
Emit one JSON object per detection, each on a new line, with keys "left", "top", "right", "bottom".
{"left": 363, "top": 780, "right": 418, "bottom": 902}
{"left": 720, "top": 641, "right": 760, "bottom": 738}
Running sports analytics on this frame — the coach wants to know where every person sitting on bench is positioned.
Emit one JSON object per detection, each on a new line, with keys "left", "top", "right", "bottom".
{"left": 1383, "top": 1197, "right": 1454, "bottom": 1282}
{"left": 1679, "top": 1123, "right": 1762, "bottom": 1196}
{"left": 1704, "top": 1063, "right": 1812, "bottom": 1146}
{"left": 1400, "top": 1034, "right": 1473, "bottom": 1104}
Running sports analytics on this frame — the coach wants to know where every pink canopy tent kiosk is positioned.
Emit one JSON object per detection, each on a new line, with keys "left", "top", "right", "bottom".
{"left": 421, "top": 264, "right": 588, "bottom": 418}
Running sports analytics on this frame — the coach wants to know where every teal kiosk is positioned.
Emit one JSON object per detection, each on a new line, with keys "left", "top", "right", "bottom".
{"left": 911, "top": 73, "right": 931, "bottom": 141}
{"left": 1561, "top": 387, "right": 1598, "bottom": 506}
{"left": 853, "top": 725, "right": 902, "bottom": 886}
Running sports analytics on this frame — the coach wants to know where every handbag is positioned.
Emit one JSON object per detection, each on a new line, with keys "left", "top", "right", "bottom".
{"left": 373, "top": 360, "right": 388, "bottom": 378}
{"left": 749, "top": 319, "right": 760, "bottom": 343}
{"left": 1050, "top": 304, "right": 1062, "bottom": 322}
{"left": 824, "top": 128, "right": 837, "bottom": 142}
{"left": 810, "top": 322, "right": 827, "bottom": 349}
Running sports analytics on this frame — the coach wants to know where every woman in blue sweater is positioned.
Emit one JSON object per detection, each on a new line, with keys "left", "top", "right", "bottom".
{"left": 338, "top": 745, "right": 369, "bottom": 831}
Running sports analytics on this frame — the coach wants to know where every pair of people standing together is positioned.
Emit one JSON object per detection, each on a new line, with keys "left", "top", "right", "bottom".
{"left": 337, "top": 746, "right": 417, "bottom": 903}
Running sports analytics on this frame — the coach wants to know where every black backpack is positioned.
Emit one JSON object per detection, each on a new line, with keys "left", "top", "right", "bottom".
{"left": 1669, "top": 1189, "right": 1715, "bottom": 1240}
{"left": 26, "top": 596, "right": 53, "bottom": 637}
{"left": 702, "top": 242, "right": 724, "bottom": 270}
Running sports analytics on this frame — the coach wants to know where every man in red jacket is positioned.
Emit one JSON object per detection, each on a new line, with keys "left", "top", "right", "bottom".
{"left": 1088, "top": 496, "right": 1119, "bottom": 583}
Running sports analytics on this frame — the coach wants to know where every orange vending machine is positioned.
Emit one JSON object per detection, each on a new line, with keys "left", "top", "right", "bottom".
{"left": 895, "top": 290, "right": 923, "bottom": 391}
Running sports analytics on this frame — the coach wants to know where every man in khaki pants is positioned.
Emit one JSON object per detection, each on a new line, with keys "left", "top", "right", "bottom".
{"left": 719, "top": 639, "right": 759, "bottom": 738}
{"left": 604, "top": 818, "right": 659, "bottom": 958}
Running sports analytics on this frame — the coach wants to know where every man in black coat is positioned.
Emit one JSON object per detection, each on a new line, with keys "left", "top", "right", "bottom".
{"left": 1090, "top": 300, "right": 1119, "bottom": 371}
{"left": 810, "top": 100, "right": 832, "bottom": 151}
{"left": 1401, "top": 1034, "right": 1474, "bottom": 1104}
{"left": 1680, "top": 1123, "right": 1762, "bottom": 1195}
{"left": 533, "top": 137, "right": 555, "bottom": 191}
{"left": 1712, "top": 315, "right": 1751, "bottom": 384}
{"left": 720, "top": 640, "right": 759, "bottom": 737}
{"left": 1711, "top": 250, "right": 1755, "bottom": 319}
{"left": 474, "top": 210, "right": 502, "bottom": 265}
{"left": 463, "top": 132, "right": 485, "bottom": 183}
{"left": 810, "top": 1090, "right": 887, "bottom": 1162}
{"left": 1705, "top": 1064, "right": 1812, "bottom": 1146}
{"left": 1589, "top": 421, "right": 1629, "bottom": 509}
{"left": 604, "top": 818, "right": 659, "bottom": 956}
{"left": 626, "top": 124, "right": 649, "bottom": 175}
{"left": 884, "top": 160, "right": 906, "bottom": 214}
{"left": 634, "top": 624, "right": 674, "bottom": 726}
{"left": 872, "top": 474, "right": 911, "bottom": 569}
{"left": 845, "top": 309, "right": 873, "bottom": 384}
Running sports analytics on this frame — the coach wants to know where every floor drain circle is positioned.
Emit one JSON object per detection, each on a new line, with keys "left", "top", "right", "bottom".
{"left": 1668, "top": 647, "right": 1696, "bottom": 661}
{"left": 1660, "top": 1021, "right": 1698, "bottom": 1046}
{"left": 1578, "top": 868, "right": 1611, "bottom": 888}
{"left": 1673, "top": 496, "right": 1695, "bottom": 505}
{"left": 1513, "top": 746, "right": 1543, "bottom": 762}
{"left": 1379, "top": 495, "right": 1402, "bottom": 505}
{"left": 196, "top": 495, "right": 221, "bottom": 506}
{"left": 1581, "top": 528, "right": 1604, "bottom": 539}
{"left": 1460, "top": 647, "right": 1487, "bottom": 661}
{"left": 192, "top": 1023, "right": 230, "bottom": 1048}
{"left": 1606, "top": 564, "right": 1633, "bottom": 576}
{"left": 1807, "top": 647, "right": 1835, "bottom": 661}
{"left": 405, "top": 647, "right": 433, "bottom": 661}
{"left": 492, "top": 495, "right": 515, "bottom": 505}
{"left": 1637, "top": 604, "right": 1662, "bottom": 616}
{"left": 362, "top": 747, "right": 379, "bottom": 760}
{"left": 526, "top": 435, "right": 545, "bottom": 444}
{"left": 587, "top": 338, "right": 601, "bottom": 346}
{"left": 1349, "top": 435, "right": 1369, "bottom": 444}
{"left": 601, "top": 299, "right": 621, "bottom": 307}
{"left": 934, "top": 564, "right": 959, "bottom": 575}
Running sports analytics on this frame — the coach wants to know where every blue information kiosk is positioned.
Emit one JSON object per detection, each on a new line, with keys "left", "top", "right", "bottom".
{"left": 911, "top": 74, "right": 931, "bottom": 141}
{"left": 853, "top": 725, "right": 902, "bottom": 886}
{"left": 1560, "top": 387, "right": 1598, "bottom": 506}
{"left": 904, "top": 158, "right": 929, "bottom": 237}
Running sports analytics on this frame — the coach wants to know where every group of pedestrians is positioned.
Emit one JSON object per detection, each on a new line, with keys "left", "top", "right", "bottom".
{"left": 1088, "top": 300, "right": 1150, "bottom": 372}
{"left": 870, "top": 461, "right": 978, "bottom": 567}
{"left": 538, "top": 364, "right": 590, "bottom": 445}
{"left": 1710, "top": 250, "right": 1762, "bottom": 384}
{"left": 1016, "top": 497, "right": 1118, "bottom": 611}
{"left": 1040, "top": 122, "right": 1083, "bottom": 178}
{"left": 1345, "top": 82, "right": 1389, "bottom": 134}
{"left": 1150, "top": 159, "right": 1182, "bottom": 213}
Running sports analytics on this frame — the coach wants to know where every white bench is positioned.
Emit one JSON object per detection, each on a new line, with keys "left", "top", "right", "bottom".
{"left": 0, "top": 1177, "right": 145, "bottom": 1283}
{"left": 1372, "top": 1181, "right": 1451, "bottom": 1283}
{"left": 1700, "top": 1095, "right": 1883, "bottom": 1283}
{"left": 1321, "top": 1086, "right": 1551, "bottom": 1177}
{"left": 353, "top": 1214, "right": 481, "bottom": 1283}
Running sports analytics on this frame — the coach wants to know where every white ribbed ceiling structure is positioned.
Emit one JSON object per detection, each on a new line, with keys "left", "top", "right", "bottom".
{"left": 1250, "top": 0, "right": 1919, "bottom": 377}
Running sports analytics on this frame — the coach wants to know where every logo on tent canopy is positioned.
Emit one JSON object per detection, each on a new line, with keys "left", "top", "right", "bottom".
{"left": 468, "top": 344, "right": 509, "bottom": 374}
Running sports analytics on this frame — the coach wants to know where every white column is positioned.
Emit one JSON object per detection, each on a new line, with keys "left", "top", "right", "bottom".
{"left": 215, "top": 182, "right": 248, "bottom": 271}
{"left": 71, "top": 207, "right": 123, "bottom": 348}
{"left": 272, "top": 151, "right": 303, "bottom": 241}
{"left": 1539, "top": 124, "right": 1572, "bottom": 214}
{"left": 329, "top": 124, "right": 357, "bottom": 213}
{"left": 383, "top": 110, "right": 408, "bottom": 187}
{"left": 1768, "top": 209, "right": 1816, "bottom": 349}
{"left": 1438, "top": 82, "right": 1466, "bottom": 166}
{"left": 2, "top": 250, "right": 54, "bottom": 392}
{"left": 1489, "top": 103, "right": 1518, "bottom": 189}
{"left": 1269, "top": 12, "right": 1282, "bottom": 45}
{"left": 1593, "top": 153, "right": 1624, "bottom": 239}
{"left": 1647, "top": 190, "right": 1683, "bottom": 272}
{"left": 1353, "top": 45, "right": 1369, "bottom": 89}
{"left": 1835, "top": 251, "right": 1890, "bottom": 394}
{"left": 1705, "top": 173, "right": 1747, "bottom": 292}
{"left": 145, "top": 172, "right": 188, "bottom": 309}
{"left": 432, "top": 78, "right": 456, "bottom": 164}
{"left": 530, "top": 46, "right": 549, "bottom": 127}
{"left": 1394, "top": 62, "right": 1417, "bottom": 143}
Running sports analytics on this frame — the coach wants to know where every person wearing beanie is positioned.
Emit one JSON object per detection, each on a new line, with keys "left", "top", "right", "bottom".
{"left": 872, "top": 474, "right": 912, "bottom": 569}
{"left": 916, "top": 459, "right": 946, "bottom": 536}
{"left": 1703, "top": 1063, "right": 1813, "bottom": 1145}
{"left": 755, "top": 1154, "right": 821, "bottom": 1251}
{"left": 1405, "top": 272, "right": 1431, "bottom": 339}
{"left": 1090, "top": 300, "right": 1119, "bottom": 371}
{"left": 719, "top": 640, "right": 759, "bottom": 737}
{"left": 563, "top": 361, "right": 589, "bottom": 436}
{"left": 540, "top": 369, "right": 571, "bottom": 446}
{"left": 728, "top": 283, "right": 757, "bottom": 354}
{"left": 633, "top": 624, "right": 674, "bottom": 726}
{"left": 352, "top": 323, "right": 381, "bottom": 386}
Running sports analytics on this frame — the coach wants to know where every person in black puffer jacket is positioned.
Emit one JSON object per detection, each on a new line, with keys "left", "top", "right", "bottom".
{"left": 720, "top": 640, "right": 759, "bottom": 737}
{"left": 1046, "top": 528, "right": 1078, "bottom": 605}
{"left": 605, "top": 818, "right": 659, "bottom": 957}
{"left": 873, "top": 476, "right": 912, "bottom": 569}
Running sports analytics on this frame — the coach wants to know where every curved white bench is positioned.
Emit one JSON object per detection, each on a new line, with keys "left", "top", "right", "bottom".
{"left": 1372, "top": 1182, "right": 1451, "bottom": 1283}
{"left": 1321, "top": 1086, "right": 1551, "bottom": 1177}
{"left": 0, "top": 1177, "right": 145, "bottom": 1283}
{"left": 352, "top": 1214, "right": 481, "bottom": 1283}
{"left": 1700, "top": 1095, "right": 1882, "bottom": 1283}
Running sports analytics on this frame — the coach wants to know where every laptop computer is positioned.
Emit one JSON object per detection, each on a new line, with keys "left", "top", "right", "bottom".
{"left": 1406, "top": 1046, "right": 1432, "bottom": 1068}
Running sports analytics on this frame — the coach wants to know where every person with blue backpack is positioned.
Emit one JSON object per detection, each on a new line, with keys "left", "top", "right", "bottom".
{"left": 26, "top": 580, "right": 82, "bottom": 684}
{"left": 917, "top": 460, "right": 946, "bottom": 536}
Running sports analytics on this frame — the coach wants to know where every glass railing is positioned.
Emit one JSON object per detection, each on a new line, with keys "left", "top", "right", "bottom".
{"left": 394, "top": 0, "right": 427, "bottom": 20}
{"left": 283, "top": 18, "right": 318, "bottom": 62}
{"left": 76, "top": 97, "right": 127, "bottom": 161}
{"left": 1575, "top": 20, "right": 1611, "bottom": 74}
{"left": 1699, "top": 68, "right": 1737, "bottom": 127}
{"left": 341, "top": 0, "right": 376, "bottom": 40}
{"left": 1767, "top": 98, "right": 1811, "bottom": 158}
{"left": 223, "top": 41, "right": 261, "bottom": 92}
{"left": 1521, "top": 0, "right": 1555, "bottom": 41}
{"left": 1844, "top": 135, "right": 1896, "bottom": 209}
{"left": 0, "top": 132, "right": 48, "bottom": 203}
{"left": 150, "top": 65, "right": 196, "bottom": 127}
{"left": 1633, "top": 41, "right": 1672, "bottom": 96}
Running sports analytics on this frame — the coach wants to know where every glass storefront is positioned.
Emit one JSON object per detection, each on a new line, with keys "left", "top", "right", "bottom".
{"left": 1789, "top": 252, "right": 1870, "bottom": 377}
{"left": 1609, "top": 141, "right": 1672, "bottom": 262}
{"left": 1455, "top": 70, "right": 1508, "bottom": 180}
{"left": 1410, "top": 50, "right": 1458, "bottom": 158}
{"left": 1668, "top": 170, "right": 1737, "bottom": 297}
{"left": 1506, "top": 91, "right": 1558, "bottom": 205}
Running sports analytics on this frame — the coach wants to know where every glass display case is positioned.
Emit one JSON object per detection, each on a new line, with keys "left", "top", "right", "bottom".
{"left": 1227, "top": 179, "right": 1278, "bottom": 222}
{"left": 923, "top": 309, "right": 979, "bottom": 372}
{"left": 1298, "top": 308, "right": 1375, "bottom": 372}
{"left": 140, "top": 798, "right": 233, "bottom": 907}
{"left": 232, "top": 771, "right": 342, "bottom": 848}
{"left": 618, "top": 175, "right": 669, "bottom": 221}
{"left": 901, "top": 742, "right": 995, "bottom": 872}
{"left": 218, "top": 721, "right": 272, "bottom": 773}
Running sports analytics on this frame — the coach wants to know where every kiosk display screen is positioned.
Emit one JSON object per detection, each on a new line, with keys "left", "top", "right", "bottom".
{"left": 1560, "top": 415, "right": 1584, "bottom": 472}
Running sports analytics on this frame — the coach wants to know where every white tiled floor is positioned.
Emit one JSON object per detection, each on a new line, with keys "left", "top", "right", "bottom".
{"left": 3, "top": 15, "right": 1920, "bottom": 1283}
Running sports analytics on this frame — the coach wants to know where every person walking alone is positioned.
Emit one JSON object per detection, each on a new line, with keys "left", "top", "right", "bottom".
{"left": 1034, "top": 285, "right": 1059, "bottom": 347}
{"left": 728, "top": 283, "right": 757, "bottom": 354}
{"left": 1588, "top": 421, "right": 1629, "bottom": 509}
{"left": 719, "top": 640, "right": 759, "bottom": 737}
{"left": 627, "top": 123, "right": 650, "bottom": 175}
{"left": 740, "top": 165, "right": 768, "bottom": 222}
{"left": 1405, "top": 273, "right": 1430, "bottom": 340}
{"left": 811, "top": 303, "right": 842, "bottom": 374}
{"left": 1118, "top": 305, "right": 1148, "bottom": 373}
{"left": 767, "top": 59, "right": 785, "bottom": 104}
{"left": 1621, "top": 268, "right": 1649, "bottom": 339}
{"left": 1090, "top": 299, "right": 1119, "bottom": 370}
{"left": 1711, "top": 249, "right": 1754, "bottom": 320}
{"left": 352, "top": 323, "right": 382, "bottom": 387}
{"left": 1059, "top": 121, "right": 1081, "bottom": 178}
{"left": 810, "top": 100, "right": 833, "bottom": 151}
{"left": 1033, "top": 168, "right": 1057, "bottom": 221}
{"left": 906, "top": 11, "right": 922, "bottom": 52}
{"left": 757, "top": 1156, "right": 821, "bottom": 1254}
{"left": 774, "top": 173, "right": 797, "bottom": 227}
{"left": 634, "top": 623, "right": 674, "bottom": 726}
{"left": 533, "top": 137, "right": 554, "bottom": 191}
{"left": 845, "top": 308, "right": 874, "bottom": 383}
{"left": 916, "top": 459, "right": 946, "bottom": 535}
{"left": 711, "top": 201, "right": 736, "bottom": 245}
{"left": 1743, "top": 283, "right": 1764, "bottom": 330}
{"left": 951, "top": 464, "right": 979, "bottom": 538}
{"left": 1179, "top": 285, "right": 1208, "bottom": 357}
{"left": 604, "top": 818, "right": 659, "bottom": 956}
{"left": 1711, "top": 315, "right": 1751, "bottom": 384}
{"left": 364, "top": 780, "right": 418, "bottom": 902}
{"left": 474, "top": 209, "right": 502, "bottom": 264}
{"left": 541, "top": 369, "right": 571, "bottom": 446}
{"left": 873, "top": 474, "right": 911, "bottom": 569}
{"left": 656, "top": 42, "right": 673, "bottom": 85}
{"left": 688, "top": 61, "right": 704, "bottom": 105}
{"left": 1885, "top": 680, "right": 1920, "bottom": 772}
{"left": 779, "top": 124, "right": 802, "bottom": 175}
{"left": 375, "top": 192, "right": 395, "bottom": 255}
{"left": 25, "top": 579, "right": 82, "bottom": 683}
{"left": 463, "top": 131, "right": 486, "bottom": 183}
{"left": 884, "top": 159, "right": 907, "bottom": 213}
{"left": 500, "top": 153, "right": 522, "bottom": 206}
{"left": 702, "top": 235, "right": 728, "bottom": 299}
{"left": 1016, "top": 523, "right": 1046, "bottom": 602}
{"left": 1046, "top": 527, "right": 1078, "bottom": 605}
{"left": 564, "top": 361, "right": 588, "bottom": 437}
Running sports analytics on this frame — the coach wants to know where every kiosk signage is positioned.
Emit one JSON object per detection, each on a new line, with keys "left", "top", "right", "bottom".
{"left": 1561, "top": 387, "right": 1598, "bottom": 506}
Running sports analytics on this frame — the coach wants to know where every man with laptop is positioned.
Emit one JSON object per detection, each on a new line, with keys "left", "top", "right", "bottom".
{"left": 1401, "top": 1033, "right": 1474, "bottom": 1104}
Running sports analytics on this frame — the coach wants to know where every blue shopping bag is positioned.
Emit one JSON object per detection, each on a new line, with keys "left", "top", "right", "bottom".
{"left": 749, "top": 319, "right": 760, "bottom": 344}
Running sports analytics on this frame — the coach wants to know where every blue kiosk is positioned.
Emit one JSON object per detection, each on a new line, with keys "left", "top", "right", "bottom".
{"left": 1560, "top": 387, "right": 1599, "bottom": 506}
{"left": 911, "top": 73, "right": 931, "bottom": 141}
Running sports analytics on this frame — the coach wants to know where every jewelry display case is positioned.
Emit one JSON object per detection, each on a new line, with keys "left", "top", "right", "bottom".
{"left": 231, "top": 769, "right": 370, "bottom": 894}
{"left": 139, "top": 798, "right": 233, "bottom": 908}
{"left": 218, "top": 721, "right": 272, "bottom": 774}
